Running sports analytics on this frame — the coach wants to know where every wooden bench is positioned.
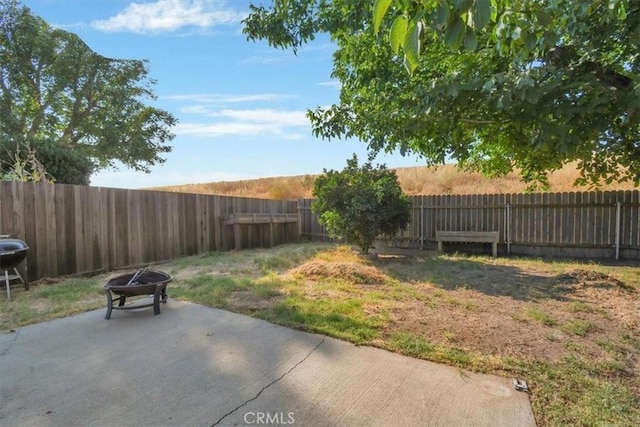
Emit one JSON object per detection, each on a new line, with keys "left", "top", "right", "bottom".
{"left": 436, "top": 231, "right": 500, "bottom": 257}
{"left": 221, "top": 213, "right": 298, "bottom": 250}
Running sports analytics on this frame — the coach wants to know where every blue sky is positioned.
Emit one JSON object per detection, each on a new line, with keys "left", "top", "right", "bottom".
{"left": 21, "top": 0, "right": 424, "bottom": 189}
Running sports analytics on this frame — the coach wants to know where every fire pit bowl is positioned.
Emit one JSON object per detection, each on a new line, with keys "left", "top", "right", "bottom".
{"left": 103, "top": 269, "right": 172, "bottom": 319}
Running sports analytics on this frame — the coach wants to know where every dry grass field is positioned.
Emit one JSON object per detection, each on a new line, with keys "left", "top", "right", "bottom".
{"left": 152, "top": 162, "right": 637, "bottom": 199}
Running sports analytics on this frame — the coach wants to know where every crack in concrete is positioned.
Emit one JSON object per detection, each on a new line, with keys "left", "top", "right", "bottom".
{"left": 211, "top": 337, "right": 325, "bottom": 426}
{"left": 0, "top": 330, "right": 19, "bottom": 357}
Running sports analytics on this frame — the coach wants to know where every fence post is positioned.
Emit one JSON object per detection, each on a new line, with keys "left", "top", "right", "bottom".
{"left": 297, "top": 199, "right": 302, "bottom": 242}
{"left": 420, "top": 196, "right": 424, "bottom": 250}
{"left": 505, "top": 203, "right": 511, "bottom": 255}
{"left": 615, "top": 200, "right": 621, "bottom": 260}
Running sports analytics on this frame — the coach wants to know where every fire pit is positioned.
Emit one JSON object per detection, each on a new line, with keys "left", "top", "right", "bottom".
{"left": 0, "top": 236, "right": 29, "bottom": 300}
{"left": 103, "top": 269, "right": 172, "bottom": 319}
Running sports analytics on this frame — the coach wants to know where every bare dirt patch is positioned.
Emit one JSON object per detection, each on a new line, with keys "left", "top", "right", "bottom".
{"left": 368, "top": 254, "right": 640, "bottom": 381}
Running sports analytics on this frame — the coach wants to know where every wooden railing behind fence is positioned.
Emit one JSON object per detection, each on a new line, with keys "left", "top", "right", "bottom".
{"left": 299, "top": 191, "right": 640, "bottom": 260}
{"left": 0, "top": 182, "right": 298, "bottom": 281}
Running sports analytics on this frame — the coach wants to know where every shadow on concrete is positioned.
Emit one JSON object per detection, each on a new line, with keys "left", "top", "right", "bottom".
{"left": 0, "top": 301, "right": 535, "bottom": 427}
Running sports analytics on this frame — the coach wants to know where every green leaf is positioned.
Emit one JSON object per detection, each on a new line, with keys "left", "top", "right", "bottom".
{"left": 525, "top": 89, "right": 539, "bottom": 104}
{"left": 453, "top": 0, "right": 473, "bottom": 14}
{"left": 444, "top": 17, "right": 466, "bottom": 50}
{"left": 436, "top": 0, "right": 450, "bottom": 27}
{"left": 617, "top": 4, "right": 627, "bottom": 20}
{"left": 525, "top": 33, "right": 537, "bottom": 51}
{"left": 404, "top": 20, "right": 421, "bottom": 72}
{"left": 471, "top": 0, "right": 491, "bottom": 29}
{"left": 463, "top": 28, "right": 478, "bottom": 50}
{"left": 536, "top": 10, "right": 552, "bottom": 26}
{"left": 390, "top": 15, "right": 409, "bottom": 54}
{"left": 373, "top": 0, "right": 393, "bottom": 34}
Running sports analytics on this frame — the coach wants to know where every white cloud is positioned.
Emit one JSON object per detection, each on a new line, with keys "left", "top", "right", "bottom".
{"left": 166, "top": 93, "right": 310, "bottom": 139}
{"left": 176, "top": 122, "right": 280, "bottom": 137}
{"left": 179, "top": 105, "right": 211, "bottom": 114}
{"left": 209, "top": 109, "right": 310, "bottom": 126}
{"left": 174, "top": 108, "right": 310, "bottom": 138}
{"left": 91, "top": 0, "right": 244, "bottom": 34}
{"left": 239, "top": 54, "right": 291, "bottom": 66}
{"left": 317, "top": 80, "right": 341, "bottom": 89}
{"left": 165, "top": 93, "right": 295, "bottom": 104}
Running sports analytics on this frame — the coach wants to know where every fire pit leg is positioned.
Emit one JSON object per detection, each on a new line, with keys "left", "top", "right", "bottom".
{"left": 105, "top": 289, "right": 113, "bottom": 320}
{"left": 153, "top": 285, "right": 162, "bottom": 315}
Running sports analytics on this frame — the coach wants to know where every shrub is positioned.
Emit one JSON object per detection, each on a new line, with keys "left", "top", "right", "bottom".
{"left": 312, "top": 155, "right": 411, "bottom": 253}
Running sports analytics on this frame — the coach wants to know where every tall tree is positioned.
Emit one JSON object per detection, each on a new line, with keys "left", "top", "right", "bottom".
{"left": 0, "top": 0, "right": 177, "bottom": 181}
{"left": 244, "top": 0, "right": 640, "bottom": 187}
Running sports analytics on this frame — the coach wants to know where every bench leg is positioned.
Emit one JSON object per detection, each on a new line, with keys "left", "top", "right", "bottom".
{"left": 437, "top": 241, "right": 443, "bottom": 253}
{"left": 492, "top": 242, "right": 497, "bottom": 258}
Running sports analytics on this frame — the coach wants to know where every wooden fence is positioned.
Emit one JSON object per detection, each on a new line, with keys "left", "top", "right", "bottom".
{"left": 3, "top": 183, "right": 638, "bottom": 282}
{"left": 299, "top": 191, "right": 640, "bottom": 260}
{"left": 0, "top": 182, "right": 298, "bottom": 281}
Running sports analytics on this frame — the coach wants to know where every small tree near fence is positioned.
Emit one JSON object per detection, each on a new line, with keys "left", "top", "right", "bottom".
{"left": 312, "top": 155, "right": 411, "bottom": 254}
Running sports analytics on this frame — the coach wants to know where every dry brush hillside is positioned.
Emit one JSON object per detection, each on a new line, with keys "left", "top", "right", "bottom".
{"left": 152, "top": 163, "right": 637, "bottom": 199}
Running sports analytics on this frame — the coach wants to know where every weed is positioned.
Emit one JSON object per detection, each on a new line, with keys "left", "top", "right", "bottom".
{"left": 567, "top": 301, "right": 595, "bottom": 313}
{"left": 443, "top": 331, "right": 457, "bottom": 342}
{"left": 565, "top": 341, "right": 585, "bottom": 352}
{"left": 254, "top": 255, "right": 292, "bottom": 272}
{"left": 620, "top": 331, "right": 640, "bottom": 350}
{"left": 433, "top": 289, "right": 445, "bottom": 298}
{"left": 526, "top": 306, "right": 557, "bottom": 326}
{"left": 561, "top": 320, "right": 595, "bottom": 337}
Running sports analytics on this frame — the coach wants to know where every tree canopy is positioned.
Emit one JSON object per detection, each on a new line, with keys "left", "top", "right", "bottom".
{"left": 0, "top": 0, "right": 177, "bottom": 182}
{"left": 0, "top": 138, "right": 94, "bottom": 184}
{"left": 244, "top": 0, "right": 640, "bottom": 187}
{"left": 312, "top": 155, "right": 411, "bottom": 254}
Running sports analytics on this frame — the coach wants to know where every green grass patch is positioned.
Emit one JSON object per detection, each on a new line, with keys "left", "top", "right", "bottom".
{"left": 620, "top": 330, "right": 640, "bottom": 350}
{"left": 567, "top": 301, "right": 596, "bottom": 313}
{"left": 0, "top": 278, "right": 104, "bottom": 330}
{"left": 171, "top": 274, "right": 251, "bottom": 307}
{"left": 385, "top": 331, "right": 485, "bottom": 370}
{"left": 254, "top": 255, "right": 292, "bottom": 272}
{"left": 166, "top": 251, "right": 225, "bottom": 272}
{"left": 526, "top": 306, "right": 557, "bottom": 326}
{"left": 504, "top": 355, "right": 640, "bottom": 427}
{"left": 257, "top": 296, "right": 382, "bottom": 344}
{"left": 561, "top": 319, "right": 595, "bottom": 337}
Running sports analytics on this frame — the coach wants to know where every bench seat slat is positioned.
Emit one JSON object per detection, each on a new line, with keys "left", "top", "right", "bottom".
{"left": 436, "top": 231, "right": 499, "bottom": 257}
